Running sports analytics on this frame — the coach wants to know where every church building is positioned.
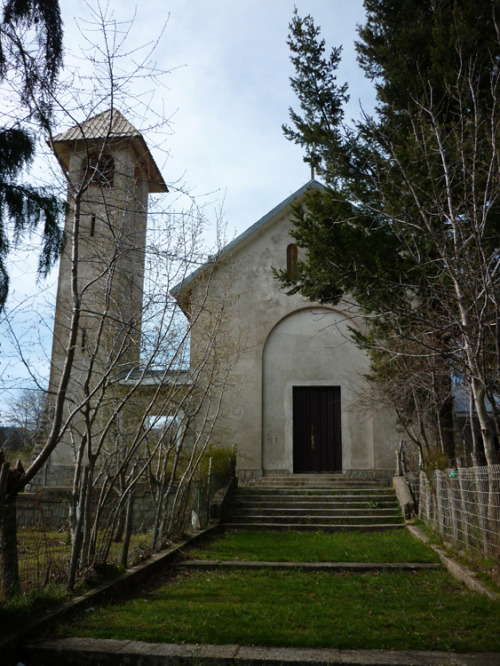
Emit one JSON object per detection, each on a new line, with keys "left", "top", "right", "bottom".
{"left": 44, "top": 109, "right": 398, "bottom": 486}
{"left": 173, "top": 181, "right": 399, "bottom": 482}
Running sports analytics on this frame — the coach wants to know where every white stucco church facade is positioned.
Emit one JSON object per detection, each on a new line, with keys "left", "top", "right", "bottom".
{"left": 174, "top": 181, "right": 399, "bottom": 482}
{"left": 42, "top": 112, "right": 398, "bottom": 489}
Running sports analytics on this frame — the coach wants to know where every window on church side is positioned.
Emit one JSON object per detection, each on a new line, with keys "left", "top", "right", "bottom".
{"left": 83, "top": 152, "right": 114, "bottom": 188}
{"left": 90, "top": 214, "right": 96, "bottom": 237}
{"left": 286, "top": 243, "right": 298, "bottom": 280}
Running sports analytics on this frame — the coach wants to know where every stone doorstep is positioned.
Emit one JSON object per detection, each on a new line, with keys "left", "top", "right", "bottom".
{"left": 22, "top": 637, "right": 500, "bottom": 666}
{"left": 179, "top": 560, "right": 442, "bottom": 571}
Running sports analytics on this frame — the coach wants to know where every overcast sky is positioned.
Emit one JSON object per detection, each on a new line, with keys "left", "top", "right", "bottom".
{"left": 58, "top": 0, "right": 375, "bottom": 234}
{"left": 0, "top": 0, "right": 375, "bottom": 416}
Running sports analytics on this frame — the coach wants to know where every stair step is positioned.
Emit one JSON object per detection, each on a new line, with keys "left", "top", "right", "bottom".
{"left": 231, "top": 509, "right": 401, "bottom": 517}
{"left": 223, "top": 522, "right": 406, "bottom": 532}
{"left": 246, "top": 475, "right": 384, "bottom": 483}
{"left": 245, "top": 481, "right": 387, "bottom": 487}
{"left": 233, "top": 498, "right": 399, "bottom": 511}
{"left": 225, "top": 475, "right": 403, "bottom": 531}
{"left": 235, "top": 488, "right": 396, "bottom": 496}
{"left": 226, "top": 514, "right": 403, "bottom": 524}
{"left": 180, "top": 561, "right": 441, "bottom": 571}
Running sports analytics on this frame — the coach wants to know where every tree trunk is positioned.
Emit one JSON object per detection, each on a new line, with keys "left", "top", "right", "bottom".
{"left": 68, "top": 465, "right": 89, "bottom": 591}
{"left": 120, "top": 488, "right": 135, "bottom": 569}
{"left": 0, "top": 490, "right": 20, "bottom": 598}
{"left": 0, "top": 459, "right": 25, "bottom": 598}
{"left": 81, "top": 464, "right": 94, "bottom": 567}
{"left": 452, "top": 282, "right": 498, "bottom": 466}
{"left": 439, "top": 396, "right": 456, "bottom": 461}
{"left": 470, "top": 377, "right": 498, "bottom": 466}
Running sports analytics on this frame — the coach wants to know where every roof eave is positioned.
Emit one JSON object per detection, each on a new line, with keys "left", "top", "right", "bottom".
{"left": 49, "top": 134, "right": 168, "bottom": 193}
{"left": 171, "top": 179, "right": 324, "bottom": 298}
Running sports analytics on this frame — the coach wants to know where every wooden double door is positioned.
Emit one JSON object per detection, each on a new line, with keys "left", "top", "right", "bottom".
{"left": 293, "top": 386, "right": 342, "bottom": 473}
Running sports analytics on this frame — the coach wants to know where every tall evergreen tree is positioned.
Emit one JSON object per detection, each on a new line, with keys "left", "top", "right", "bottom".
{"left": 279, "top": 2, "right": 500, "bottom": 464}
{"left": 0, "top": 0, "right": 64, "bottom": 310}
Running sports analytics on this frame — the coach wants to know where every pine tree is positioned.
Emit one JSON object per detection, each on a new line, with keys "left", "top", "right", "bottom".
{"left": 279, "top": 2, "right": 500, "bottom": 464}
{"left": 0, "top": 0, "right": 64, "bottom": 310}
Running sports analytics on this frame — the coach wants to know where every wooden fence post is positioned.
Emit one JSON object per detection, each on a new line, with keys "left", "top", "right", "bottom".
{"left": 449, "top": 472, "right": 461, "bottom": 546}
{"left": 436, "top": 470, "right": 447, "bottom": 537}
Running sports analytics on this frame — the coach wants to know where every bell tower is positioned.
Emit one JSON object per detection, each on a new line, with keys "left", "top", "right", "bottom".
{"left": 45, "top": 110, "right": 167, "bottom": 485}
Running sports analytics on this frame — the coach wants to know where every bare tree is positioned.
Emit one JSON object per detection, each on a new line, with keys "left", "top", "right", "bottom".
{"left": 3, "top": 383, "right": 48, "bottom": 452}
{"left": 0, "top": 4, "right": 235, "bottom": 596}
{"left": 360, "top": 62, "right": 500, "bottom": 466}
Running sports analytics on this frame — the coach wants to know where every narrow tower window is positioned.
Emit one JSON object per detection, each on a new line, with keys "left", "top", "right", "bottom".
{"left": 90, "top": 214, "right": 96, "bottom": 237}
{"left": 287, "top": 243, "right": 298, "bottom": 279}
{"left": 81, "top": 327, "right": 87, "bottom": 353}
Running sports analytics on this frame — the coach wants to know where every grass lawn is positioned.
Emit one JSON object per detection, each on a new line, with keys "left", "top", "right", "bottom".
{"left": 55, "top": 567, "right": 500, "bottom": 652}
{"left": 183, "top": 529, "right": 440, "bottom": 563}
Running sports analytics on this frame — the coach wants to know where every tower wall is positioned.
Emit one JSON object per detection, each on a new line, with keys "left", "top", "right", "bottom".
{"left": 46, "top": 140, "right": 150, "bottom": 477}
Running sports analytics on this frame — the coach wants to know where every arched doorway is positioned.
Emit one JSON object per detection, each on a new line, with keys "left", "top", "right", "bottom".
{"left": 262, "top": 307, "right": 356, "bottom": 474}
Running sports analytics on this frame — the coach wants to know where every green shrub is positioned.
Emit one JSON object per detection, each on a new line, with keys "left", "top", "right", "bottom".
{"left": 195, "top": 444, "right": 236, "bottom": 487}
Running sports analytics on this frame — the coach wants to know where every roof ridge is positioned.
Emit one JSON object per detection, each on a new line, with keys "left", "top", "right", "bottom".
{"left": 171, "top": 179, "right": 324, "bottom": 296}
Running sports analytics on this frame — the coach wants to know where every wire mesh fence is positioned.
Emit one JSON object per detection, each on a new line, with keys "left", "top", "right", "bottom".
{"left": 1, "top": 477, "right": 217, "bottom": 601}
{"left": 9, "top": 495, "right": 157, "bottom": 598}
{"left": 17, "top": 525, "right": 71, "bottom": 592}
{"left": 418, "top": 464, "right": 500, "bottom": 564}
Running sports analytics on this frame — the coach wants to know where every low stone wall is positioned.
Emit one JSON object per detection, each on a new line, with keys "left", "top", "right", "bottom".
{"left": 26, "top": 463, "right": 75, "bottom": 491}
{"left": 16, "top": 479, "right": 225, "bottom": 531}
{"left": 17, "top": 485, "right": 159, "bottom": 530}
{"left": 17, "top": 487, "right": 71, "bottom": 528}
{"left": 393, "top": 475, "right": 416, "bottom": 519}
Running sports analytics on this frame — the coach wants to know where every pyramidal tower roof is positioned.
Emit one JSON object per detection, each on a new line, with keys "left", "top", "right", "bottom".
{"left": 51, "top": 109, "right": 167, "bottom": 193}
{"left": 52, "top": 109, "right": 140, "bottom": 142}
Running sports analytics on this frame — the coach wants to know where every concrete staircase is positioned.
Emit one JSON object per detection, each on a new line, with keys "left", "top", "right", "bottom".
{"left": 224, "top": 475, "right": 404, "bottom": 531}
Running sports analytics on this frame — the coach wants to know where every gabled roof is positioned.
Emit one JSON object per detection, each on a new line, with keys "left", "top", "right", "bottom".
{"left": 172, "top": 179, "right": 324, "bottom": 296}
{"left": 50, "top": 109, "right": 168, "bottom": 193}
